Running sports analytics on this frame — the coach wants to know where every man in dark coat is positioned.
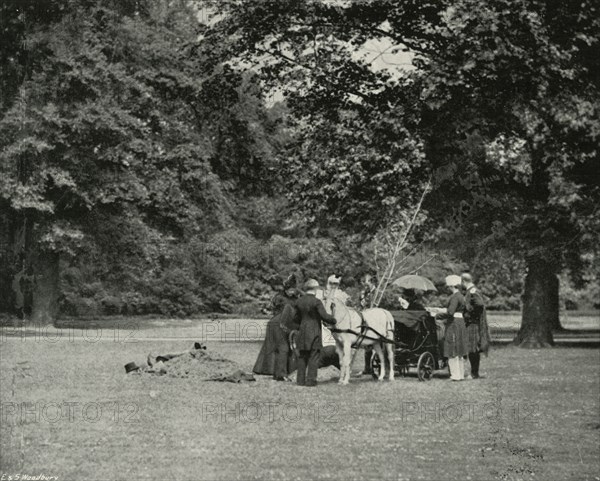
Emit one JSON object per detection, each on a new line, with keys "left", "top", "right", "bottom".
{"left": 461, "top": 273, "right": 491, "bottom": 379}
{"left": 293, "top": 279, "right": 337, "bottom": 386}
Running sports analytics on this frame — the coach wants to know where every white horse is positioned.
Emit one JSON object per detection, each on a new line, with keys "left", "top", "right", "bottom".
{"left": 324, "top": 298, "right": 395, "bottom": 384}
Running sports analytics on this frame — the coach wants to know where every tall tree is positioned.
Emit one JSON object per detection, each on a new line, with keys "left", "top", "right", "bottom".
{"left": 202, "top": 0, "right": 600, "bottom": 346}
{"left": 420, "top": 0, "right": 600, "bottom": 346}
{"left": 0, "top": 0, "right": 230, "bottom": 321}
{"left": 1, "top": 0, "right": 292, "bottom": 320}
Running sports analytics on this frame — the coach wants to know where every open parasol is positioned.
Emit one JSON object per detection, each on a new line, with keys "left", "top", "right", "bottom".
{"left": 392, "top": 274, "right": 437, "bottom": 292}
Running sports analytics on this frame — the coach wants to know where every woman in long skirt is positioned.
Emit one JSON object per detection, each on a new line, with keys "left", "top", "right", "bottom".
{"left": 436, "top": 275, "right": 468, "bottom": 381}
{"left": 253, "top": 282, "right": 300, "bottom": 380}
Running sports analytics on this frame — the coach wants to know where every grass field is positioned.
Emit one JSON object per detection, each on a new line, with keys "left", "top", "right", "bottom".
{"left": 14, "top": 311, "right": 595, "bottom": 344}
{"left": 1, "top": 328, "right": 599, "bottom": 481}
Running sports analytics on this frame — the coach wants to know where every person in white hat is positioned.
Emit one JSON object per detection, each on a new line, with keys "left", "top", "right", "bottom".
{"left": 436, "top": 275, "right": 468, "bottom": 381}
{"left": 323, "top": 274, "right": 350, "bottom": 305}
{"left": 320, "top": 275, "right": 350, "bottom": 350}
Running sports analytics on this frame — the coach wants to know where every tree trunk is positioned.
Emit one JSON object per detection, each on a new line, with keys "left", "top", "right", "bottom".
{"left": 0, "top": 209, "right": 29, "bottom": 320}
{"left": 8, "top": 214, "right": 61, "bottom": 325}
{"left": 31, "top": 251, "right": 60, "bottom": 325}
{"left": 513, "top": 258, "right": 556, "bottom": 348}
{"left": 548, "top": 273, "right": 564, "bottom": 331}
{"left": 0, "top": 204, "right": 16, "bottom": 314}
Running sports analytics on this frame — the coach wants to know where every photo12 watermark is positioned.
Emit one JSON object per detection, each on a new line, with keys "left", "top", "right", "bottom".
{"left": 0, "top": 475, "right": 59, "bottom": 481}
{"left": 190, "top": 319, "right": 338, "bottom": 344}
{"left": 200, "top": 401, "right": 339, "bottom": 424}
{"left": 399, "top": 398, "right": 540, "bottom": 425}
{"left": 1, "top": 401, "right": 140, "bottom": 425}
{"left": 0, "top": 321, "right": 139, "bottom": 344}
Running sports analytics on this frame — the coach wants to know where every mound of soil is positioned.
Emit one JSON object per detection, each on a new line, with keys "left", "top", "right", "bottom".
{"left": 130, "top": 345, "right": 255, "bottom": 382}
{"left": 164, "top": 349, "right": 244, "bottom": 380}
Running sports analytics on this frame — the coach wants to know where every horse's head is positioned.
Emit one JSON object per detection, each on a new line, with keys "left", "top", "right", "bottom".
{"left": 323, "top": 297, "right": 336, "bottom": 315}
{"left": 326, "top": 298, "right": 353, "bottom": 330}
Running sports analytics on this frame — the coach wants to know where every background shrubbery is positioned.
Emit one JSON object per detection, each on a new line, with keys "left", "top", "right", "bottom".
{"left": 57, "top": 220, "right": 599, "bottom": 317}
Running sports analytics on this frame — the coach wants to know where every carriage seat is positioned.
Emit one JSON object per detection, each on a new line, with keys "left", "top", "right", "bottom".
{"left": 389, "top": 310, "right": 437, "bottom": 345}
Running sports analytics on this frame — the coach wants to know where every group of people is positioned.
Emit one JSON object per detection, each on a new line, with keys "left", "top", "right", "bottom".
{"left": 253, "top": 270, "right": 491, "bottom": 386}
{"left": 436, "top": 272, "right": 491, "bottom": 381}
{"left": 253, "top": 274, "right": 343, "bottom": 387}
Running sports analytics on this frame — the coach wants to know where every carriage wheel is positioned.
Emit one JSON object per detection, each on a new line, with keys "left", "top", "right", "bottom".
{"left": 370, "top": 352, "right": 381, "bottom": 380}
{"left": 417, "top": 352, "right": 435, "bottom": 381}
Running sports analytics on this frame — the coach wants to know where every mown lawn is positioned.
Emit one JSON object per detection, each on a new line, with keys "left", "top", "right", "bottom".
{"left": 1, "top": 335, "right": 599, "bottom": 481}
{"left": 19, "top": 311, "right": 598, "bottom": 344}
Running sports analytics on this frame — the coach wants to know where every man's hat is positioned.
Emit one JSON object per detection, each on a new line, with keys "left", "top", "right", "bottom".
{"left": 304, "top": 279, "right": 320, "bottom": 290}
{"left": 327, "top": 275, "right": 341, "bottom": 284}
{"left": 124, "top": 362, "right": 140, "bottom": 374}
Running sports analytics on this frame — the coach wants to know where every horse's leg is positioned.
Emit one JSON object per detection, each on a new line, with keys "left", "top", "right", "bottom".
{"left": 386, "top": 315, "right": 395, "bottom": 381}
{"left": 373, "top": 343, "right": 385, "bottom": 381}
{"left": 335, "top": 340, "right": 345, "bottom": 384}
{"left": 349, "top": 346, "right": 359, "bottom": 376}
{"left": 340, "top": 340, "right": 353, "bottom": 385}
{"left": 386, "top": 340, "right": 395, "bottom": 381}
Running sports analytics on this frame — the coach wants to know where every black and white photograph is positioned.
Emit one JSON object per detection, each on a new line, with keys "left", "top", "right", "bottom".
{"left": 1, "top": 1, "right": 599, "bottom": 480}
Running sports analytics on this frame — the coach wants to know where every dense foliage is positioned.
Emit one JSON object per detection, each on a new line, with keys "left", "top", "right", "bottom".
{"left": 0, "top": 0, "right": 288, "bottom": 317}
{"left": 0, "top": 0, "right": 597, "bottom": 322}
{"left": 198, "top": 0, "right": 599, "bottom": 346}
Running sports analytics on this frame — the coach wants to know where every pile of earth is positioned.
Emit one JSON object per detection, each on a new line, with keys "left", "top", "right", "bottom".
{"left": 127, "top": 345, "right": 255, "bottom": 382}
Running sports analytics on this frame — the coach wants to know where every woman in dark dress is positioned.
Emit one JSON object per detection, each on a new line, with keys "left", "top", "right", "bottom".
{"left": 405, "top": 288, "right": 426, "bottom": 311}
{"left": 436, "top": 275, "right": 468, "bottom": 381}
{"left": 253, "top": 280, "right": 299, "bottom": 380}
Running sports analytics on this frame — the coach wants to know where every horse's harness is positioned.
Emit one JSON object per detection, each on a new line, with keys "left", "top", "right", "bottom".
{"left": 287, "top": 299, "right": 396, "bottom": 351}
{"left": 329, "top": 303, "right": 395, "bottom": 347}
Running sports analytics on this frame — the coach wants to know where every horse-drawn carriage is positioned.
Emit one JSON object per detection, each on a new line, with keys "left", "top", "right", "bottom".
{"left": 370, "top": 310, "right": 444, "bottom": 381}
{"left": 289, "top": 297, "right": 448, "bottom": 384}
